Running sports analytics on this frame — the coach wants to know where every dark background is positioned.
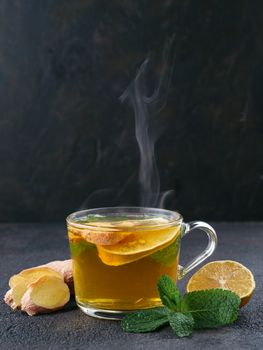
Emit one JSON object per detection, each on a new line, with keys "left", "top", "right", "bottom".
{"left": 0, "top": 0, "right": 262, "bottom": 222}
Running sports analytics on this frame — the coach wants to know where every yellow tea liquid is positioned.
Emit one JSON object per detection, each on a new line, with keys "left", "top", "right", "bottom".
{"left": 68, "top": 216, "right": 181, "bottom": 310}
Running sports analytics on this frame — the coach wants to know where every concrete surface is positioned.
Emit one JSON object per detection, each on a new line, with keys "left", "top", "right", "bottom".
{"left": 0, "top": 223, "right": 262, "bottom": 350}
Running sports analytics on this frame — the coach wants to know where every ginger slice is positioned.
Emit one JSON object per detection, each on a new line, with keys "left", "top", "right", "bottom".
{"left": 11, "top": 281, "right": 28, "bottom": 308}
{"left": 70, "top": 222, "right": 132, "bottom": 245}
{"left": 80, "top": 229, "right": 131, "bottom": 245}
{"left": 19, "top": 266, "right": 63, "bottom": 281}
{"left": 9, "top": 274, "right": 26, "bottom": 288}
{"left": 21, "top": 276, "right": 70, "bottom": 316}
{"left": 4, "top": 281, "right": 27, "bottom": 310}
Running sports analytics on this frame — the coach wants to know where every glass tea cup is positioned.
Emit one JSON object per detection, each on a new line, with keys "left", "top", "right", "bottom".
{"left": 66, "top": 207, "right": 217, "bottom": 320}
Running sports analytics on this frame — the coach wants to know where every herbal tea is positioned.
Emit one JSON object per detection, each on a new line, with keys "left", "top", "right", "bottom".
{"left": 67, "top": 215, "right": 181, "bottom": 311}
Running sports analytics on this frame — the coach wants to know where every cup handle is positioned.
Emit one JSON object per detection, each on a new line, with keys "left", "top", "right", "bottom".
{"left": 177, "top": 221, "right": 217, "bottom": 280}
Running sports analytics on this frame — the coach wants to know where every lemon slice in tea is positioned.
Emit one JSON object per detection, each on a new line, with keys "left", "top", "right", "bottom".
{"left": 186, "top": 260, "right": 256, "bottom": 307}
{"left": 97, "top": 225, "right": 180, "bottom": 266}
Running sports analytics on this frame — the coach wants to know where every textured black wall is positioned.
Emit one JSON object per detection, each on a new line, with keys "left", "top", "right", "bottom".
{"left": 0, "top": 0, "right": 262, "bottom": 222}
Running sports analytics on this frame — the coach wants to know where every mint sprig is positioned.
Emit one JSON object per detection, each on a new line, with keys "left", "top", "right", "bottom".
{"left": 121, "top": 275, "right": 241, "bottom": 337}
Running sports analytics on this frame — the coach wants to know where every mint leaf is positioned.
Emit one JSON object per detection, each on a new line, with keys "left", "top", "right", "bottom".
{"left": 69, "top": 240, "right": 95, "bottom": 257}
{"left": 180, "top": 289, "right": 240, "bottom": 329}
{"left": 151, "top": 238, "right": 180, "bottom": 266}
{"left": 121, "top": 308, "right": 169, "bottom": 333}
{"left": 168, "top": 312, "right": 194, "bottom": 337}
{"left": 157, "top": 275, "right": 180, "bottom": 310}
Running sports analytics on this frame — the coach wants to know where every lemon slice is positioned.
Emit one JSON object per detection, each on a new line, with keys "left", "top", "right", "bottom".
{"left": 97, "top": 226, "right": 180, "bottom": 266}
{"left": 186, "top": 260, "right": 256, "bottom": 307}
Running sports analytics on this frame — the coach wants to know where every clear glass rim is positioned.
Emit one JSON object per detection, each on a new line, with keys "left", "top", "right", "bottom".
{"left": 66, "top": 206, "right": 183, "bottom": 230}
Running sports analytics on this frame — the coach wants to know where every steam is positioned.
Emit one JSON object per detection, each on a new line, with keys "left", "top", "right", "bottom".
{"left": 120, "top": 38, "right": 175, "bottom": 208}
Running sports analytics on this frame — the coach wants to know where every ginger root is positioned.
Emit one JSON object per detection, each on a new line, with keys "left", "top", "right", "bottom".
{"left": 44, "top": 260, "right": 73, "bottom": 293}
{"left": 4, "top": 259, "right": 73, "bottom": 315}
